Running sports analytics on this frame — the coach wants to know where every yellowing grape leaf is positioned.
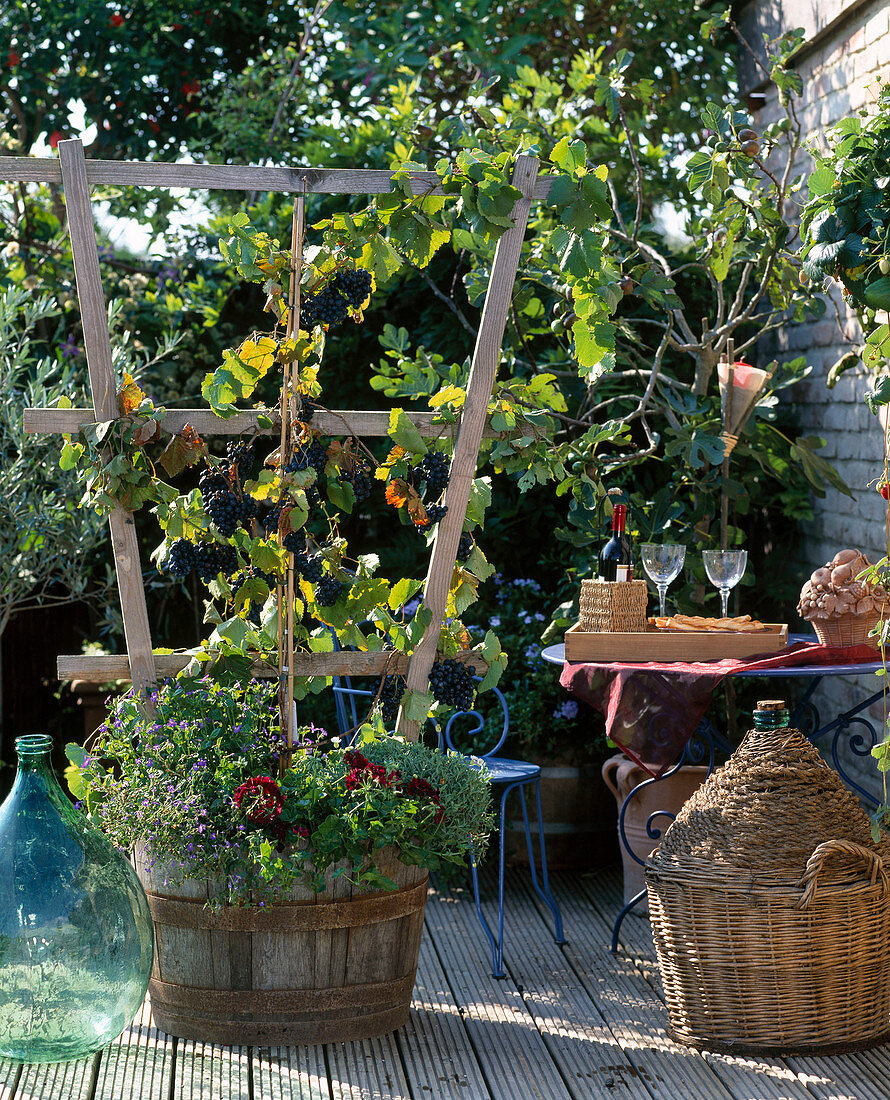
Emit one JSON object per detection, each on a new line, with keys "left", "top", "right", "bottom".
{"left": 429, "top": 384, "right": 466, "bottom": 409}
{"left": 385, "top": 478, "right": 410, "bottom": 508}
{"left": 118, "top": 373, "right": 145, "bottom": 416}
{"left": 236, "top": 336, "right": 277, "bottom": 378}
{"left": 406, "top": 490, "right": 428, "bottom": 526}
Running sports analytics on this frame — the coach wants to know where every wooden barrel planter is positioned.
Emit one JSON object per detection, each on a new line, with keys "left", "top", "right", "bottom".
{"left": 134, "top": 844, "right": 428, "bottom": 1046}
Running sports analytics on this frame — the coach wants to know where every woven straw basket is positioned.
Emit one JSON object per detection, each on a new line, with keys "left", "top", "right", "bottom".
{"left": 645, "top": 725, "right": 890, "bottom": 1054}
{"left": 579, "top": 578, "right": 648, "bottom": 632}
{"left": 811, "top": 609, "right": 881, "bottom": 648}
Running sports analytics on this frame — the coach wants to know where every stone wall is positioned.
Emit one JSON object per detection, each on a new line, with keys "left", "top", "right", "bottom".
{"left": 736, "top": 0, "right": 890, "bottom": 797}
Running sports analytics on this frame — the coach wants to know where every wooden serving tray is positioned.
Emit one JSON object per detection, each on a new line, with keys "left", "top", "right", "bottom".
{"left": 563, "top": 621, "right": 789, "bottom": 663}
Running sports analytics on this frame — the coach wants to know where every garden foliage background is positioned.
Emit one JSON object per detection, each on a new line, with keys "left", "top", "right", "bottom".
{"left": 0, "top": 0, "right": 846, "bottom": 781}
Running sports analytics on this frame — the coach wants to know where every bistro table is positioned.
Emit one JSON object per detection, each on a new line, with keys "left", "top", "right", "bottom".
{"left": 542, "top": 633, "right": 887, "bottom": 949}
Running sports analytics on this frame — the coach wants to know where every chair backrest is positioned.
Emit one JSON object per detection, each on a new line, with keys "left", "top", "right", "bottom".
{"left": 331, "top": 672, "right": 511, "bottom": 760}
{"left": 441, "top": 680, "right": 510, "bottom": 760}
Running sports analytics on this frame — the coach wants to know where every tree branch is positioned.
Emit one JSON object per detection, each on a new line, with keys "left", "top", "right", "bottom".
{"left": 411, "top": 262, "right": 477, "bottom": 336}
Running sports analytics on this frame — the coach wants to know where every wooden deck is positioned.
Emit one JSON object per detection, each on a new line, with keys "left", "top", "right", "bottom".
{"left": 3, "top": 863, "right": 888, "bottom": 1100}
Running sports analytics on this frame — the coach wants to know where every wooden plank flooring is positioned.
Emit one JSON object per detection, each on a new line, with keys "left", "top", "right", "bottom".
{"left": 2, "top": 862, "right": 888, "bottom": 1100}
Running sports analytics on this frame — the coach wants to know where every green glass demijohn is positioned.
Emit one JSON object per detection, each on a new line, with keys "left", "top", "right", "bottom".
{"left": 0, "top": 735, "right": 153, "bottom": 1063}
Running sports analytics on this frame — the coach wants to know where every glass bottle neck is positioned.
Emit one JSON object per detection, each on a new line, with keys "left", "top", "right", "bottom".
{"left": 753, "top": 710, "right": 789, "bottom": 731}
{"left": 611, "top": 506, "right": 627, "bottom": 534}
{"left": 15, "top": 735, "right": 55, "bottom": 773}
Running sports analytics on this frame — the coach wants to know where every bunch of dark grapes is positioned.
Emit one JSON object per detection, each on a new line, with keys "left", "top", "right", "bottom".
{"left": 284, "top": 439, "right": 327, "bottom": 477}
{"left": 429, "top": 659, "right": 476, "bottom": 710}
{"left": 295, "top": 552, "right": 324, "bottom": 582}
{"left": 282, "top": 527, "right": 306, "bottom": 554}
{"left": 193, "top": 543, "right": 238, "bottom": 581}
{"left": 225, "top": 440, "right": 255, "bottom": 480}
{"left": 342, "top": 466, "right": 373, "bottom": 505}
{"left": 305, "top": 485, "right": 322, "bottom": 514}
{"left": 263, "top": 503, "right": 283, "bottom": 536}
{"left": 456, "top": 532, "right": 474, "bottom": 563}
{"left": 300, "top": 285, "right": 349, "bottom": 329}
{"left": 315, "top": 575, "right": 343, "bottom": 606}
{"left": 164, "top": 538, "right": 196, "bottom": 577}
{"left": 415, "top": 451, "right": 450, "bottom": 495}
{"left": 231, "top": 565, "right": 278, "bottom": 594}
{"left": 164, "top": 539, "right": 237, "bottom": 582}
{"left": 423, "top": 503, "right": 448, "bottom": 525}
{"left": 378, "top": 675, "right": 406, "bottom": 726}
{"left": 332, "top": 268, "right": 372, "bottom": 308}
{"left": 296, "top": 399, "right": 315, "bottom": 423}
{"left": 199, "top": 467, "right": 256, "bottom": 536}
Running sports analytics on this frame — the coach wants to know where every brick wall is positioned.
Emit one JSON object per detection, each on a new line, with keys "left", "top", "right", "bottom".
{"left": 736, "top": 0, "right": 890, "bottom": 796}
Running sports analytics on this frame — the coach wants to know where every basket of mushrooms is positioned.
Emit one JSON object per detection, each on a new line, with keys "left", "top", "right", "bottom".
{"left": 797, "top": 548, "right": 888, "bottom": 647}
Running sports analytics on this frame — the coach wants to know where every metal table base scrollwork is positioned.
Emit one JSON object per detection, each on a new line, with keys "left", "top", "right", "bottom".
{"left": 542, "top": 634, "right": 887, "bottom": 951}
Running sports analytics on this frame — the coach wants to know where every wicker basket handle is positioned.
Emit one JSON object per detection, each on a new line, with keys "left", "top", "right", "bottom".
{"left": 796, "top": 839, "right": 886, "bottom": 910}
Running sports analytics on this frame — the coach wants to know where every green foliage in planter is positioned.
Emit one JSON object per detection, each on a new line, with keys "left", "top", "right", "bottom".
{"left": 67, "top": 677, "right": 494, "bottom": 904}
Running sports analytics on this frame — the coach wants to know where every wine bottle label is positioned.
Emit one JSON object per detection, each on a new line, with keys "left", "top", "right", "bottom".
{"left": 614, "top": 565, "right": 631, "bottom": 582}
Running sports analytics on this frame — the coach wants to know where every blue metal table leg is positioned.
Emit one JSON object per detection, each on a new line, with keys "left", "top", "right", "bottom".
{"left": 793, "top": 676, "right": 885, "bottom": 807}
{"left": 610, "top": 721, "right": 719, "bottom": 953}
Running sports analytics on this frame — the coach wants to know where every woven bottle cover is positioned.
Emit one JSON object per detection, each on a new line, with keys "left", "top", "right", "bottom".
{"left": 649, "top": 722, "right": 878, "bottom": 877}
{"left": 579, "top": 578, "right": 648, "bottom": 632}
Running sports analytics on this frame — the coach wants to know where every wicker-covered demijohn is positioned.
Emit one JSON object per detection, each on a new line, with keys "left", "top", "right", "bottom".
{"left": 645, "top": 720, "right": 890, "bottom": 1055}
{"left": 579, "top": 578, "right": 648, "bottom": 632}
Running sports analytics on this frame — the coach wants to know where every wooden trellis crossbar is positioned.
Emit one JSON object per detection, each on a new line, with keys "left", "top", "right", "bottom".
{"left": 0, "top": 156, "right": 554, "bottom": 199}
{"left": 23, "top": 407, "right": 501, "bottom": 439}
{"left": 14, "top": 140, "right": 540, "bottom": 740}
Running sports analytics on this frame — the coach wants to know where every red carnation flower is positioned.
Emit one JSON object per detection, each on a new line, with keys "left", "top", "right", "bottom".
{"left": 48, "top": 131, "right": 65, "bottom": 149}
{"left": 402, "top": 776, "right": 440, "bottom": 801}
{"left": 344, "top": 750, "right": 369, "bottom": 770}
{"left": 233, "top": 776, "right": 284, "bottom": 825}
{"left": 345, "top": 768, "right": 365, "bottom": 791}
{"left": 7, "top": 51, "right": 21, "bottom": 68}
{"left": 109, "top": 13, "right": 125, "bottom": 26}
{"left": 273, "top": 821, "right": 310, "bottom": 844}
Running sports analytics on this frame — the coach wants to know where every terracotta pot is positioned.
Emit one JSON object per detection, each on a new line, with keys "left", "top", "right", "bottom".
{"left": 601, "top": 754, "right": 707, "bottom": 907}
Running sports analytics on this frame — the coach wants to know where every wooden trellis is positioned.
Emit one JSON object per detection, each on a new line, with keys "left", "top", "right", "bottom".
{"left": 6, "top": 140, "right": 543, "bottom": 739}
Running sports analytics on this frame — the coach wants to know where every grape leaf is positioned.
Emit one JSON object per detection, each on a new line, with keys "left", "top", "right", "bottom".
{"left": 360, "top": 235, "right": 404, "bottom": 286}
{"left": 158, "top": 424, "right": 206, "bottom": 477}
{"left": 59, "top": 440, "right": 84, "bottom": 470}
{"left": 117, "top": 373, "right": 145, "bottom": 416}
{"left": 388, "top": 408, "right": 428, "bottom": 455}
{"left": 388, "top": 211, "right": 450, "bottom": 267}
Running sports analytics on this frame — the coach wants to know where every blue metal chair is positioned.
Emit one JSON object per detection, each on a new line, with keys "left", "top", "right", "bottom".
{"left": 331, "top": 675, "right": 565, "bottom": 978}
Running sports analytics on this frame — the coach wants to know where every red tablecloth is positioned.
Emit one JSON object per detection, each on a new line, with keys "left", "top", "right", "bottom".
{"left": 559, "top": 642, "right": 880, "bottom": 778}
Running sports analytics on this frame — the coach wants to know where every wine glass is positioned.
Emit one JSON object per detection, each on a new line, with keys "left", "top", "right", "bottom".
{"left": 640, "top": 544, "right": 686, "bottom": 617}
{"left": 702, "top": 549, "right": 748, "bottom": 618}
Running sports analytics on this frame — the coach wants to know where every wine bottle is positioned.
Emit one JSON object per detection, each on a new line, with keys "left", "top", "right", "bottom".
{"left": 598, "top": 503, "right": 633, "bottom": 581}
